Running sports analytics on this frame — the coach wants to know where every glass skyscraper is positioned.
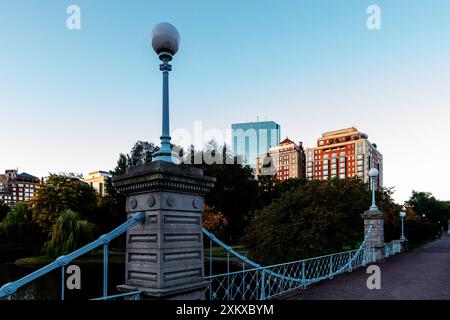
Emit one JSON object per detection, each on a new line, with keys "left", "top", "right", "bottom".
{"left": 232, "top": 121, "right": 281, "bottom": 169}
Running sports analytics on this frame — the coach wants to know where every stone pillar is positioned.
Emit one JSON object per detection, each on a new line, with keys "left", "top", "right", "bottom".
{"left": 112, "top": 161, "right": 215, "bottom": 299}
{"left": 361, "top": 210, "right": 385, "bottom": 261}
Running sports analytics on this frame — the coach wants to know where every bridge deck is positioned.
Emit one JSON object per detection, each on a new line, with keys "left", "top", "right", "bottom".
{"left": 283, "top": 235, "right": 450, "bottom": 300}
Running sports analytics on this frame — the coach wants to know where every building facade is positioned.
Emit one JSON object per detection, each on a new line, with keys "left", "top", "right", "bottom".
{"left": 82, "top": 170, "right": 111, "bottom": 197}
{"left": 0, "top": 169, "right": 40, "bottom": 206}
{"left": 256, "top": 137, "right": 306, "bottom": 180}
{"left": 232, "top": 121, "right": 281, "bottom": 169}
{"left": 305, "top": 128, "right": 383, "bottom": 187}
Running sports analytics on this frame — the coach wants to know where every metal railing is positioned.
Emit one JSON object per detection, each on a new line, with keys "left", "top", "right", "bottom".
{"left": 384, "top": 241, "right": 402, "bottom": 258}
{"left": 0, "top": 211, "right": 145, "bottom": 300}
{"left": 90, "top": 290, "right": 142, "bottom": 301}
{"left": 203, "top": 226, "right": 375, "bottom": 300}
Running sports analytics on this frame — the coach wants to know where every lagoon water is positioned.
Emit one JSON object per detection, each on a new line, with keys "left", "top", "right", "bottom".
{"left": 0, "top": 252, "right": 236, "bottom": 300}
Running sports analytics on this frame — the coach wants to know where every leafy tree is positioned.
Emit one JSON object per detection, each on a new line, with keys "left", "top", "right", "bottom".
{"left": 0, "top": 203, "right": 43, "bottom": 244}
{"left": 31, "top": 173, "right": 97, "bottom": 234}
{"left": 105, "top": 141, "right": 160, "bottom": 231}
{"left": 406, "top": 191, "right": 450, "bottom": 227}
{"left": 203, "top": 205, "right": 228, "bottom": 239}
{"left": 0, "top": 203, "right": 10, "bottom": 221}
{"left": 129, "top": 141, "right": 159, "bottom": 166}
{"left": 192, "top": 142, "right": 260, "bottom": 242}
{"left": 242, "top": 178, "right": 399, "bottom": 265}
{"left": 43, "top": 210, "right": 96, "bottom": 257}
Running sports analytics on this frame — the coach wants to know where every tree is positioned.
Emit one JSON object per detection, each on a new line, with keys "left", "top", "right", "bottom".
{"left": 0, "top": 203, "right": 10, "bottom": 221}
{"left": 0, "top": 202, "right": 43, "bottom": 244}
{"left": 202, "top": 205, "right": 228, "bottom": 239}
{"left": 193, "top": 142, "right": 260, "bottom": 242}
{"left": 105, "top": 141, "right": 160, "bottom": 231}
{"left": 43, "top": 210, "right": 96, "bottom": 257}
{"left": 242, "top": 178, "right": 399, "bottom": 265}
{"left": 406, "top": 191, "right": 450, "bottom": 226}
{"left": 31, "top": 173, "right": 97, "bottom": 234}
{"left": 129, "top": 141, "right": 159, "bottom": 166}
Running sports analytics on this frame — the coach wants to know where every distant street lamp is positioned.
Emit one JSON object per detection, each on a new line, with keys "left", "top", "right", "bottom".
{"left": 400, "top": 208, "right": 406, "bottom": 240}
{"left": 368, "top": 168, "right": 379, "bottom": 211}
{"left": 151, "top": 22, "right": 180, "bottom": 162}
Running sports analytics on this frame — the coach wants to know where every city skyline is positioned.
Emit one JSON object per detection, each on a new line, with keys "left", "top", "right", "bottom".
{"left": 1, "top": 0, "right": 450, "bottom": 203}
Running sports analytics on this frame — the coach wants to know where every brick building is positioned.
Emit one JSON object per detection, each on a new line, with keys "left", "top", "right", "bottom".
{"left": 305, "top": 127, "right": 383, "bottom": 187}
{"left": 0, "top": 169, "right": 40, "bottom": 206}
{"left": 256, "top": 137, "right": 306, "bottom": 180}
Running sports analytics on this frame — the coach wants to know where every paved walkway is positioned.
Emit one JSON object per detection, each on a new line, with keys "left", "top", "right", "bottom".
{"left": 284, "top": 235, "right": 450, "bottom": 300}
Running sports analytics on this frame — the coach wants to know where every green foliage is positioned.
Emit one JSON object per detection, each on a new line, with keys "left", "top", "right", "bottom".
{"left": 401, "top": 191, "right": 450, "bottom": 245}
{"left": 0, "top": 203, "right": 10, "bottom": 221}
{"left": 406, "top": 191, "right": 450, "bottom": 227}
{"left": 242, "top": 178, "right": 399, "bottom": 265}
{"left": 105, "top": 141, "right": 160, "bottom": 231}
{"left": 31, "top": 173, "right": 97, "bottom": 233}
{"left": 190, "top": 142, "right": 260, "bottom": 242}
{"left": 43, "top": 210, "right": 96, "bottom": 257}
{"left": 0, "top": 203, "right": 43, "bottom": 244}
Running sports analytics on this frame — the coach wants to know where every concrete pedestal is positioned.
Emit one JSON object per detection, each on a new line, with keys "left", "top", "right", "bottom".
{"left": 361, "top": 210, "right": 385, "bottom": 261}
{"left": 112, "top": 160, "right": 215, "bottom": 300}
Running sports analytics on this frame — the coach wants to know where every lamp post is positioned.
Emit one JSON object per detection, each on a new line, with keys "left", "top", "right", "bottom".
{"left": 368, "top": 168, "right": 379, "bottom": 211}
{"left": 151, "top": 22, "right": 180, "bottom": 162}
{"left": 400, "top": 208, "right": 406, "bottom": 240}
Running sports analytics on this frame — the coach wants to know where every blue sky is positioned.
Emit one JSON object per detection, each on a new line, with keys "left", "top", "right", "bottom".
{"left": 1, "top": 0, "right": 450, "bottom": 203}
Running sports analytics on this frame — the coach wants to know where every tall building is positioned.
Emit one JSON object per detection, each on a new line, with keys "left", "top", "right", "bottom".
{"left": 256, "top": 137, "right": 306, "bottom": 180}
{"left": 82, "top": 170, "right": 111, "bottom": 197}
{"left": 232, "top": 121, "right": 281, "bottom": 169}
{"left": 305, "top": 127, "right": 383, "bottom": 187}
{"left": 0, "top": 169, "right": 40, "bottom": 206}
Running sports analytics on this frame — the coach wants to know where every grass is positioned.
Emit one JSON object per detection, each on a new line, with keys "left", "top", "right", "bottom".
{"left": 206, "top": 245, "right": 247, "bottom": 259}
{"left": 15, "top": 250, "right": 126, "bottom": 267}
{"left": 15, "top": 245, "right": 248, "bottom": 266}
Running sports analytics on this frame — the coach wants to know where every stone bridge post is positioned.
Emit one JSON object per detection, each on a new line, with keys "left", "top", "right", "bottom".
{"left": 112, "top": 161, "right": 215, "bottom": 300}
{"left": 361, "top": 210, "right": 385, "bottom": 261}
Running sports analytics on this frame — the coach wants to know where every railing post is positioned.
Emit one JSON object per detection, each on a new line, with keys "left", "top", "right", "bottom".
{"left": 227, "top": 253, "right": 230, "bottom": 300}
{"left": 361, "top": 211, "right": 385, "bottom": 262}
{"left": 61, "top": 266, "right": 65, "bottom": 301}
{"left": 209, "top": 239, "right": 212, "bottom": 300}
{"left": 103, "top": 243, "right": 108, "bottom": 298}
{"left": 112, "top": 161, "right": 215, "bottom": 300}
{"left": 348, "top": 252, "right": 353, "bottom": 272}
{"left": 301, "top": 260, "right": 306, "bottom": 288}
{"left": 209, "top": 239, "right": 212, "bottom": 277}
{"left": 329, "top": 255, "right": 333, "bottom": 279}
{"left": 260, "top": 269, "right": 266, "bottom": 300}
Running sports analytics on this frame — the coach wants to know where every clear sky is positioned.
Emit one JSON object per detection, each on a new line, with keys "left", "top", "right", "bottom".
{"left": 1, "top": 0, "right": 449, "bottom": 204}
